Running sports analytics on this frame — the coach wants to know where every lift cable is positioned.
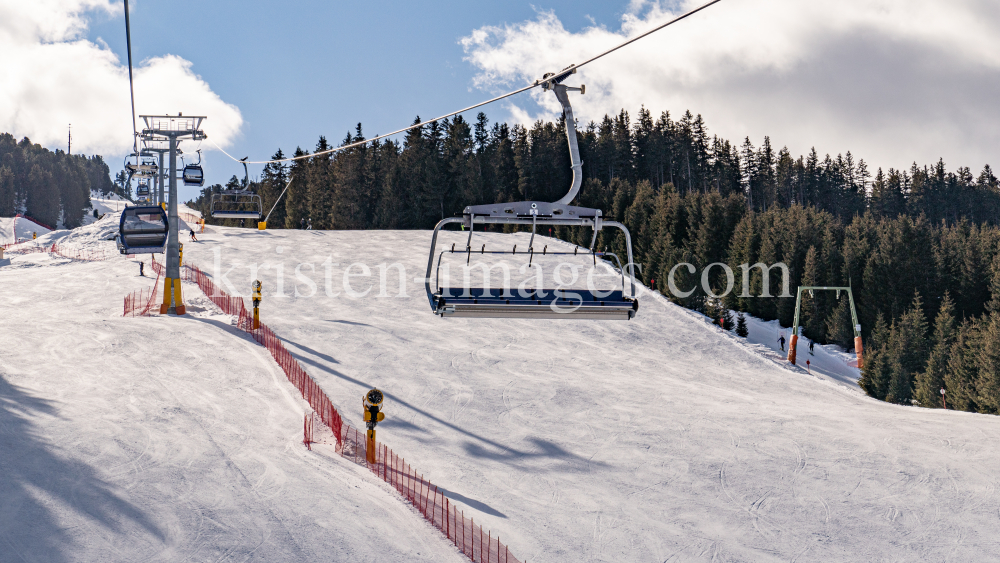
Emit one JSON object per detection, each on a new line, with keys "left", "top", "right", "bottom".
{"left": 123, "top": 0, "right": 139, "bottom": 159}
{"left": 211, "top": 0, "right": 722, "bottom": 166}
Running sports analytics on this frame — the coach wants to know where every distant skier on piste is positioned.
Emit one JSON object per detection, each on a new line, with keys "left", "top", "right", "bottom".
{"left": 779, "top": 335, "right": 786, "bottom": 351}
{"left": 809, "top": 341, "right": 815, "bottom": 355}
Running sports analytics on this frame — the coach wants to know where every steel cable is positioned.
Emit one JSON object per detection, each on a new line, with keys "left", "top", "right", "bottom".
{"left": 212, "top": 0, "right": 723, "bottom": 165}
{"left": 123, "top": 0, "right": 139, "bottom": 158}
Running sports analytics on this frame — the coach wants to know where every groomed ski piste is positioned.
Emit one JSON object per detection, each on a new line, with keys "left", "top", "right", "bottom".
{"left": 3, "top": 208, "right": 1000, "bottom": 562}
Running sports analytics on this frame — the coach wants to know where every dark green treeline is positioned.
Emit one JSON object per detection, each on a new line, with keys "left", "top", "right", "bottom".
{"left": 0, "top": 133, "right": 116, "bottom": 229}
{"left": 188, "top": 108, "right": 1000, "bottom": 414}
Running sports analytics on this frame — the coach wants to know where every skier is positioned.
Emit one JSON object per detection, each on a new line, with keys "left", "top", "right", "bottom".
{"left": 139, "top": 262, "right": 145, "bottom": 277}
{"left": 306, "top": 218, "right": 313, "bottom": 230}
{"left": 809, "top": 340, "right": 815, "bottom": 355}
{"left": 778, "top": 335, "right": 786, "bottom": 351}
{"left": 189, "top": 229, "right": 198, "bottom": 242}
{"left": 300, "top": 217, "right": 306, "bottom": 230}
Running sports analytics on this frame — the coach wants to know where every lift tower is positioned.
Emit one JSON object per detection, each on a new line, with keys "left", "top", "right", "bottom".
{"left": 141, "top": 141, "right": 170, "bottom": 206}
{"left": 140, "top": 114, "right": 207, "bottom": 315}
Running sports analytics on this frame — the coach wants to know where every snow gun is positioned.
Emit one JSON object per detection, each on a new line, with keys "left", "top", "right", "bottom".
{"left": 363, "top": 388, "right": 385, "bottom": 464}
{"left": 252, "top": 280, "right": 262, "bottom": 330}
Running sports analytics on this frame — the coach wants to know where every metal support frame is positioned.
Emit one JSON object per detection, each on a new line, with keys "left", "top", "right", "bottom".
{"left": 141, "top": 144, "right": 170, "bottom": 206}
{"left": 139, "top": 114, "right": 207, "bottom": 315}
{"left": 788, "top": 285, "right": 863, "bottom": 367}
{"left": 422, "top": 67, "right": 638, "bottom": 319}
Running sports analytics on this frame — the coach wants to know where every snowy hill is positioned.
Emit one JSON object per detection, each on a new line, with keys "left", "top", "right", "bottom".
{"left": 0, "top": 215, "right": 53, "bottom": 244}
{"left": 3, "top": 219, "right": 1000, "bottom": 562}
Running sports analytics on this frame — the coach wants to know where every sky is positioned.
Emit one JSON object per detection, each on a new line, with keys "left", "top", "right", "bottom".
{"left": 1, "top": 0, "right": 998, "bottom": 202}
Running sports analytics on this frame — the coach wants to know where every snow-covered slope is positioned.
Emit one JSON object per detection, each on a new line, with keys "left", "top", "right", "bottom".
{"left": 179, "top": 225, "right": 1000, "bottom": 563}
{"left": 0, "top": 215, "right": 53, "bottom": 244}
{"left": 4, "top": 221, "right": 1000, "bottom": 562}
{"left": 0, "top": 218, "right": 465, "bottom": 563}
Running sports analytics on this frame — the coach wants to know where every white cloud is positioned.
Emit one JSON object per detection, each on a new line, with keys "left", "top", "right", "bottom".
{"left": 462, "top": 0, "right": 1000, "bottom": 172}
{"left": 0, "top": 0, "right": 241, "bottom": 157}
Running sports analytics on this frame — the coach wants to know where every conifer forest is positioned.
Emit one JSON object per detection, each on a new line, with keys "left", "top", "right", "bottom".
{"left": 0, "top": 133, "right": 117, "bottom": 229}
{"left": 189, "top": 108, "right": 1000, "bottom": 415}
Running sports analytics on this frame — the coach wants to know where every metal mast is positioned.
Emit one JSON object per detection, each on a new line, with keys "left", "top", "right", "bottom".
{"left": 140, "top": 114, "right": 207, "bottom": 315}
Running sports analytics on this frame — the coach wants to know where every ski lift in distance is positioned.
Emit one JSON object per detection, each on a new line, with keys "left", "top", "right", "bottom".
{"left": 182, "top": 149, "right": 205, "bottom": 186}
{"left": 210, "top": 157, "right": 262, "bottom": 220}
{"left": 136, "top": 180, "right": 150, "bottom": 201}
{"left": 424, "top": 67, "right": 639, "bottom": 320}
{"left": 118, "top": 205, "right": 168, "bottom": 254}
{"left": 181, "top": 149, "right": 205, "bottom": 186}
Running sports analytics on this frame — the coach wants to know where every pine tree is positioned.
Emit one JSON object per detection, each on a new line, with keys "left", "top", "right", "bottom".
{"left": 825, "top": 298, "right": 854, "bottom": 349}
{"left": 260, "top": 149, "right": 288, "bottom": 228}
{"left": 735, "top": 312, "right": 749, "bottom": 337}
{"left": 914, "top": 293, "right": 956, "bottom": 407}
{"left": 878, "top": 294, "right": 929, "bottom": 405}
{"left": 0, "top": 164, "right": 14, "bottom": 217}
{"left": 859, "top": 314, "right": 890, "bottom": 400}
{"left": 974, "top": 256, "right": 1000, "bottom": 412}
{"left": 26, "top": 164, "right": 58, "bottom": 227}
{"left": 945, "top": 320, "right": 981, "bottom": 412}
{"left": 723, "top": 309, "right": 735, "bottom": 331}
{"left": 284, "top": 147, "right": 310, "bottom": 229}
{"left": 800, "top": 246, "right": 823, "bottom": 340}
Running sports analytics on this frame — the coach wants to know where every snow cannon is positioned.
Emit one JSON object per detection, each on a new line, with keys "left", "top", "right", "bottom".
{"left": 363, "top": 388, "right": 385, "bottom": 464}
{"left": 251, "top": 280, "right": 262, "bottom": 330}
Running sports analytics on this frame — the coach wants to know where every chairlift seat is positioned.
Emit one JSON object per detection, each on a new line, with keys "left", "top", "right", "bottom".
{"left": 433, "top": 287, "right": 637, "bottom": 319}
{"left": 424, "top": 78, "right": 640, "bottom": 320}
{"left": 118, "top": 205, "right": 168, "bottom": 254}
{"left": 210, "top": 190, "right": 262, "bottom": 220}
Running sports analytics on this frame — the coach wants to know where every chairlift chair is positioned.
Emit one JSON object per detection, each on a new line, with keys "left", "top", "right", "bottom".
{"left": 182, "top": 149, "right": 205, "bottom": 186}
{"left": 209, "top": 157, "right": 262, "bottom": 220}
{"left": 425, "top": 68, "right": 639, "bottom": 320}
{"left": 118, "top": 205, "right": 168, "bottom": 254}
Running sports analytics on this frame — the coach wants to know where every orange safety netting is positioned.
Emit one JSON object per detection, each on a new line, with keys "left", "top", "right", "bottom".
{"left": 147, "top": 255, "right": 523, "bottom": 563}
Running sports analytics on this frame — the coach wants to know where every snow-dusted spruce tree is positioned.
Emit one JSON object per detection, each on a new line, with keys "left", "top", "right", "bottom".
{"left": 735, "top": 312, "right": 748, "bottom": 338}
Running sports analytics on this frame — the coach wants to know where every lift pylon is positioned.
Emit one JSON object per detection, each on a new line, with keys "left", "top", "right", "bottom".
{"left": 140, "top": 114, "right": 207, "bottom": 315}
{"left": 789, "top": 286, "right": 863, "bottom": 368}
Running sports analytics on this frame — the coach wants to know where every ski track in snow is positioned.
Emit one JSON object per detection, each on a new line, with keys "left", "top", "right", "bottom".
{"left": 3, "top": 212, "right": 1000, "bottom": 562}
{"left": 0, "top": 209, "right": 465, "bottom": 563}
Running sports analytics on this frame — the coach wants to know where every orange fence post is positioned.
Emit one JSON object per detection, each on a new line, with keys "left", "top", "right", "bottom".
{"left": 854, "top": 336, "right": 864, "bottom": 368}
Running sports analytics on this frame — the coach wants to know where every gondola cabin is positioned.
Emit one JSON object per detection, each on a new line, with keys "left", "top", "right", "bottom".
{"left": 182, "top": 165, "right": 204, "bottom": 187}
{"left": 118, "top": 205, "right": 168, "bottom": 254}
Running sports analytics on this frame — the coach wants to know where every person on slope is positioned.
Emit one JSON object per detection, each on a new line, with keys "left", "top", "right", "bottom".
{"left": 190, "top": 229, "right": 198, "bottom": 242}
{"left": 778, "top": 335, "right": 786, "bottom": 351}
{"left": 306, "top": 218, "right": 313, "bottom": 230}
{"left": 809, "top": 340, "right": 815, "bottom": 355}
{"left": 139, "top": 262, "right": 145, "bottom": 277}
